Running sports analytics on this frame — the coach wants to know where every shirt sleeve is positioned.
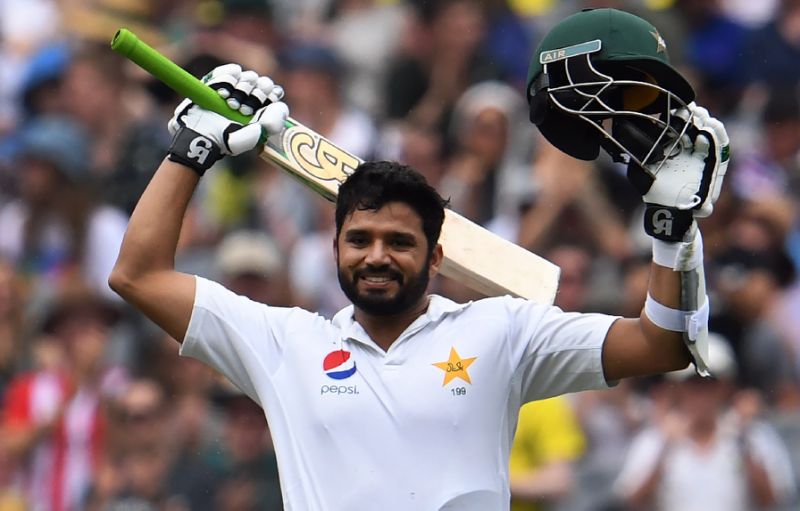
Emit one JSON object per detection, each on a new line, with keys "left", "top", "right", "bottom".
{"left": 180, "top": 276, "right": 318, "bottom": 406}
{"left": 504, "top": 297, "right": 619, "bottom": 401}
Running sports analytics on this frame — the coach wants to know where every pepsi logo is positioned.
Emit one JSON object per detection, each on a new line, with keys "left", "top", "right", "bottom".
{"left": 323, "top": 350, "right": 357, "bottom": 380}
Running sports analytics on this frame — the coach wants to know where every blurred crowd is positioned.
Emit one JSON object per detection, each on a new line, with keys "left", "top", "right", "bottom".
{"left": 1, "top": 0, "right": 800, "bottom": 510}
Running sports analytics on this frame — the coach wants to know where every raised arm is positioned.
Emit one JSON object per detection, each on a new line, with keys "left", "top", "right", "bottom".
{"left": 109, "top": 64, "right": 288, "bottom": 342}
{"left": 601, "top": 104, "right": 730, "bottom": 381}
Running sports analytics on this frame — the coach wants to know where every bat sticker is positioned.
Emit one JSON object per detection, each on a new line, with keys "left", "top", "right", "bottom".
{"left": 284, "top": 125, "right": 361, "bottom": 183}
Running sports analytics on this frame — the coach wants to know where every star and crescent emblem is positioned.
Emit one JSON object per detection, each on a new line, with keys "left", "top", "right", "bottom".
{"left": 650, "top": 30, "right": 667, "bottom": 53}
{"left": 432, "top": 348, "right": 477, "bottom": 386}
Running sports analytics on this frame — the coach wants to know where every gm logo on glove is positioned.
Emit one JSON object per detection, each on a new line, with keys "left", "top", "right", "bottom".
{"left": 188, "top": 136, "right": 214, "bottom": 164}
{"left": 651, "top": 209, "right": 673, "bottom": 237}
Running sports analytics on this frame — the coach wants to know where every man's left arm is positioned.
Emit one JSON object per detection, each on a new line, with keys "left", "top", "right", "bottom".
{"left": 601, "top": 103, "right": 729, "bottom": 381}
{"left": 602, "top": 264, "right": 688, "bottom": 380}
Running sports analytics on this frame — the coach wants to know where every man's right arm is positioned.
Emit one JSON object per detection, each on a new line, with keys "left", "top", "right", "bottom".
{"left": 108, "top": 159, "right": 199, "bottom": 342}
{"left": 109, "top": 64, "right": 288, "bottom": 343}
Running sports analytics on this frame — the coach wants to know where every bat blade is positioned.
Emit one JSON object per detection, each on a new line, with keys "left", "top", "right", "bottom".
{"left": 264, "top": 120, "right": 560, "bottom": 303}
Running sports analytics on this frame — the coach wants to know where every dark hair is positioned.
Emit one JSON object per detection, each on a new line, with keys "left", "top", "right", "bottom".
{"left": 335, "top": 161, "right": 448, "bottom": 253}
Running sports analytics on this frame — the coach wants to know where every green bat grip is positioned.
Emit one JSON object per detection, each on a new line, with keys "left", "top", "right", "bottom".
{"left": 110, "top": 28, "right": 251, "bottom": 124}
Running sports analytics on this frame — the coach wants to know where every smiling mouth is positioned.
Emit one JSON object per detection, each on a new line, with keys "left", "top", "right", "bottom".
{"left": 362, "top": 275, "right": 393, "bottom": 283}
{"left": 355, "top": 269, "right": 402, "bottom": 287}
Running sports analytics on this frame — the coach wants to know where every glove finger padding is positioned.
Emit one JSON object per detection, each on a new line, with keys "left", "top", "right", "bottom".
{"left": 226, "top": 70, "right": 259, "bottom": 113}
{"left": 204, "top": 63, "right": 242, "bottom": 99}
{"left": 168, "top": 98, "right": 193, "bottom": 136}
{"left": 222, "top": 122, "right": 264, "bottom": 155}
{"left": 694, "top": 117, "right": 730, "bottom": 218}
{"left": 224, "top": 101, "right": 289, "bottom": 154}
{"left": 252, "top": 101, "right": 289, "bottom": 135}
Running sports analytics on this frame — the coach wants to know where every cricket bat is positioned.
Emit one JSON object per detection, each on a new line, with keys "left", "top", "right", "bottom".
{"left": 111, "top": 29, "right": 560, "bottom": 303}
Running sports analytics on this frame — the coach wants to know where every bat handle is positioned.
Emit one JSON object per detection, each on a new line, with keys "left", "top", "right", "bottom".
{"left": 110, "top": 28, "right": 252, "bottom": 124}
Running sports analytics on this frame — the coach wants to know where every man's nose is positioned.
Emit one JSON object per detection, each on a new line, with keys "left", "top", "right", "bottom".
{"left": 364, "top": 241, "right": 390, "bottom": 265}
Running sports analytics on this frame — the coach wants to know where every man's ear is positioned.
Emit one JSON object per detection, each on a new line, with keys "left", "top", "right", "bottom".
{"left": 332, "top": 236, "right": 339, "bottom": 262}
{"left": 428, "top": 243, "right": 443, "bottom": 277}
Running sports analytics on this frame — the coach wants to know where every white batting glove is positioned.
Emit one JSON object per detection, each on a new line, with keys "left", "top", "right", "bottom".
{"left": 167, "top": 64, "right": 289, "bottom": 175}
{"left": 633, "top": 103, "right": 730, "bottom": 242}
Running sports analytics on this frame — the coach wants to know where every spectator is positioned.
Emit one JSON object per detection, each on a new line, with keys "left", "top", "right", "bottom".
{"left": 711, "top": 246, "right": 798, "bottom": 405}
{"left": 567, "top": 380, "right": 645, "bottom": 511}
{"left": 61, "top": 43, "right": 171, "bottom": 217}
{"left": 0, "top": 258, "right": 24, "bottom": 403}
{"left": 517, "top": 141, "right": 632, "bottom": 261}
{"left": 288, "top": 195, "right": 349, "bottom": 318}
{"left": 376, "top": 122, "right": 447, "bottom": 188}
{"left": 16, "top": 43, "right": 70, "bottom": 122}
{"left": 327, "top": 0, "right": 408, "bottom": 116}
{"left": 385, "top": 0, "right": 500, "bottom": 134}
{"left": 215, "top": 229, "right": 293, "bottom": 306}
{"left": 254, "top": 42, "right": 379, "bottom": 250}
{"left": 0, "top": 0, "right": 62, "bottom": 131}
{"left": 509, "top": 397, "right": 586, "bottom": 511}
{"left": 0, "top": 115, "right": 128, "bottom": 300}
{"left": 209, "top": 388, "right": 282, "bottom": 511}
{"left": 279, "top": 42, "right": 378, "bottom": 159}
{"left": 546, "top": 243, "right": 593, "bottom": 313}
{"left": 483, "top": 0, "right": 535, "bottom": 87}
{"left": 743, "top": 0, "right": 800, "bottom": 89}
{"left": 87, "top": 377, "right": 214, "bottom": 511}
{"left": 198, "top": 0, "right": 281, "bottom": 68}
{"left": 674, "top": 0, "right": 749, "bottom": 115}
{"left": 441, "top": 81, "right": 535, "bottom": 228}
{"left": 762, "top": 88, "right": 800, "bottom": 201}
{"left": 730, "top": 88, "right": 800, "bottom": 206}
{"left": 614, "top": 333, "right": 797, "bottom": 511}
{"left": 0, "top": 283, "right": 124, "bottom": 511}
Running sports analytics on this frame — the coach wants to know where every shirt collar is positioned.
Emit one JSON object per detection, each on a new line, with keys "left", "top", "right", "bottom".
{"left": 331, "top": 295, "right": 471, "bottom": 345}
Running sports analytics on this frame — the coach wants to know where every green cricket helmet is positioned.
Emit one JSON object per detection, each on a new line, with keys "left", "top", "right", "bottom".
{"left": 527, "top": 8, "right": 695, "bottom": 167}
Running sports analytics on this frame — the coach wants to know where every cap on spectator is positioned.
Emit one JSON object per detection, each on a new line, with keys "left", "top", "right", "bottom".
{"left": 666, "top": 332, "right": 737, "bottom": 381}
{"left": 215, "top": 230, "right": 283, "bottom": 278}
{"left": 17, "top": 116, "right": 90, "bottom": 182}
{"left": 279, "top": 44, "right": 342, "bottom": 77}
{"left": 20, "top": 43, "right": 71, "bottom": 110}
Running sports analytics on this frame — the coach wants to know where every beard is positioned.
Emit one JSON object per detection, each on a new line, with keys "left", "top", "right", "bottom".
{"left": 337, "top": 255, "right": 432, "bottom": 317}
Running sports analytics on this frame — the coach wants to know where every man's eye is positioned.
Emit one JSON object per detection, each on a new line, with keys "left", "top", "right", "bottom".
{"left": 391, "top": 238, "right": 415, "bottom": 248}
{"left": 347, "top": 236, "right": 367, "bottom": 246}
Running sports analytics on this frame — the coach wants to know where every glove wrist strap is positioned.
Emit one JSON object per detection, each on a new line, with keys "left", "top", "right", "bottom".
{"left": 167, "top": 127, "right": 222, "bottom": 176}
{"left": 652, "top": 228, "right": 702, "bottom": 270}
{"left": 643, "top": 204, "right": 694, "bottom": 242}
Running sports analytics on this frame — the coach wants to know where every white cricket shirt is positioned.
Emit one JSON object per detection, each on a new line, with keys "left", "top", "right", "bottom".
{"left": 181, "top": 276, "right": 617, "bottom": 511}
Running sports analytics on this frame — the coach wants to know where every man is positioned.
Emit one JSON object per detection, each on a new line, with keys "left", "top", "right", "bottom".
{"left": 509, "top": 397, "right": 586, "bottom": 511}
{"left": 110, "top": 8, "right": 728, "bottom": 511}
{"left": 1, "top": 283, "right": 122, "bottom": 511}
{"left": 614, "top": 334, "right": 797, "bottom": 510}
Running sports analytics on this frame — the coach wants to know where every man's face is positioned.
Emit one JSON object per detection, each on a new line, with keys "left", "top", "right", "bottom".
{"left": 335, "top": 202, "right": 441, "bottom": 316}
